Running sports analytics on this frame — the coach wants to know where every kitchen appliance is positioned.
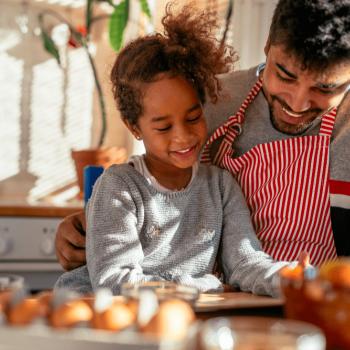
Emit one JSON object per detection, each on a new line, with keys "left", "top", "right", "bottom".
{"left": 0, "top": 204, "right": 82, "bottom": 292}
{"left": 0, "top": 216, "right": 63, "bottom": 291}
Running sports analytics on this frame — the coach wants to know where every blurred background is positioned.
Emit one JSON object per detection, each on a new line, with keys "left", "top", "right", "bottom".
{"left": 0, "top": 0, "right": 277, "bottom": 202}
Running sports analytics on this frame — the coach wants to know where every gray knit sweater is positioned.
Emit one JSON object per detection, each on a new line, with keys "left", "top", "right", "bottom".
{"left": 55, "top": 163, "right": 290, "bottom": 296}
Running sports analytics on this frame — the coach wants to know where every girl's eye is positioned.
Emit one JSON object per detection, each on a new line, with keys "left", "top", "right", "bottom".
{"left": 156, "top": 125, "right": 171, "bottom": 132}
{"left": 188, "top": 114, "right": 202, "bottom": 122}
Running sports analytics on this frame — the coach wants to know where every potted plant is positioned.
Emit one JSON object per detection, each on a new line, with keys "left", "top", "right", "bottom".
{"left": 37, "top": 0, "right": 151, "bottom": 195}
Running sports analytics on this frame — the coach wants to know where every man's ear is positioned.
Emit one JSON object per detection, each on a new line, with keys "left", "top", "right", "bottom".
{"left": 123, "top": 119, "right": 142, "bottom": 140}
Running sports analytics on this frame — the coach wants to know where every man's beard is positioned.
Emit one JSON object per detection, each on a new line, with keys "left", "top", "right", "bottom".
{"left": 269, "top": 96, "right": 322, "bottom": 135}
{"left": 269, "top": 108, "right": 314, "bottom": 135}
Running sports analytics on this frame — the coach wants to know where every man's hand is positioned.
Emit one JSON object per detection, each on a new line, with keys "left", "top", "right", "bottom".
{"left": 55, "top": 211, "right": 87, "bottom": 271}
{"left": 298, "top": 251, "right": 310, "bottom": 268}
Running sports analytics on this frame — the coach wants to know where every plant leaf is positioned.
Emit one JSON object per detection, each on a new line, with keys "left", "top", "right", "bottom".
{"left": 139, "top": 0, "right": 151, "bottom": 19}
{"left": 40, "top": 28, "right": 61, "bottom": 65}
{"left": 109, "top": 0, "right": 129, "bottom": 52}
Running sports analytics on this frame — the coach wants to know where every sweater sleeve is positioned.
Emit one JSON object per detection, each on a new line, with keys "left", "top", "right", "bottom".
{"left": 86, "top": 168, "right": 165, "bottom": 294}
{"left": 220, "top": 171, "right": 292, "bottom": 297}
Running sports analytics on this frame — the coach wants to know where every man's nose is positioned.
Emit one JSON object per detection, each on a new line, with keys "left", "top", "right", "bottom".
{"left": 285, "top": 88, "right": 312, "bottom": 113}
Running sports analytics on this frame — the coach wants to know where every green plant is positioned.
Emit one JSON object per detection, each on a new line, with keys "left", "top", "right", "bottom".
{"left": 38, "top": 0, "right": 151, "bottom": 147}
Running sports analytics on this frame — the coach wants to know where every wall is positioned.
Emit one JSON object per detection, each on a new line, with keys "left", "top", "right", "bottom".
{"left": 0, "top": 0, "right": 95, "bottom": 201}
{"left": 232, "top": 0, "right": 278, "bottom": 69}
{"left": 0, "top": 0, "right": 148, "bottom": 202}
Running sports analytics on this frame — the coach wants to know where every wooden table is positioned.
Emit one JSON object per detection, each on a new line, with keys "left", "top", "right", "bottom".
{"left": 194, "top": 292, "right": 285, "bottom": 319}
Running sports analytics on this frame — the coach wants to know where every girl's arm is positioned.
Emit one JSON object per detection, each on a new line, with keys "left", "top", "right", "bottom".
{"left": 220, "top": 171, "right": 294, "bottom": 297}
{"left": 86, "top": 168, "right": 165, "bottom": 294}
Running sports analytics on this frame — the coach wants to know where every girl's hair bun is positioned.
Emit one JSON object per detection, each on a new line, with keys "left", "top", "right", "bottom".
{"left": 111, "top": 3, "right": 237, "bottom": 125}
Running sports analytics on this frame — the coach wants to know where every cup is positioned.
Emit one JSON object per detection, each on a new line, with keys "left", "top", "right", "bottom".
{"left": 0, "top": 275, "right": 24, "bottom": 292}
{"left": 0, "top": 274, "right": 25, "bottom": 316}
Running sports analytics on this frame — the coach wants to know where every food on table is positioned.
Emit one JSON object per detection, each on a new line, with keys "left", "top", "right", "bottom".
{"left": 92, "top": 288, "right": 135, "bottom": 331}
{"left": 281, "top": 258, "right": 350, "bottom": 349}
{"left": 140, "top": 298, "right": 195, "bottom": 340}
{"left": 279, "top": 265, "right": 304, "bottom": 280}
{"left": 49, "top": 290, "right": 93, "bottom": 328}
{"left": 1, "top": 282, "right": 197, "bottom": 345}
{"left": 0, "top": 275, "right": 25, "bottom": 317}
{"left": 7, "top": 289, "right": 46, "bottom": 325}
{"left": 319, "top": 258, "right": 350, "bottom": 288}
{"left": 0, "top": 290, "right": 12, "bottom": 315}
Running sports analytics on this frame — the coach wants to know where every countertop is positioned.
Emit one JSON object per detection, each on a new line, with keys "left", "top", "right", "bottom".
{"left": 0, "top": 186, "right": 83, "bottom": 218}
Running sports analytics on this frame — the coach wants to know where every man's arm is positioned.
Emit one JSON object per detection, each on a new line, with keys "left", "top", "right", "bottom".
{"left": 55, "top": 211, "right": 86, "bottom": 271}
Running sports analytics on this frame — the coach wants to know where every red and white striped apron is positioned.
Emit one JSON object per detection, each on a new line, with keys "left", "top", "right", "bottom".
{"left": 201, "top": 78, "right": 337, "bottom": 266}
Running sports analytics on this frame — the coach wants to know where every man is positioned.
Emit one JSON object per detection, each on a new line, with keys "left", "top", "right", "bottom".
{"left": 56, "top": 0, "right": 350, "bottom": 270}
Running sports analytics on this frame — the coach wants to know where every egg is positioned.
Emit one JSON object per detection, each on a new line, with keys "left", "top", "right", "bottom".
{"left": 140, "top": 299, "right": 195, "bottom": 340}
{"left": 36, "top": 290, "right": 54, "bottom": 317}
{"left": 279, "top": 265, "right": 304, "bottom": 280}
{"left": 0, "top": 290, "right": 12, "bottom": 314}
{"left": 319, "top": 258, "right": 350, "bottom": 288}
{"left": 50, "top": 299, "right": 93, "bottom": 328}
{"left": 7, "top": 297, "right": 45, "bottom": 325}
{"left": 92, "top": 300, "right": 136, "bottom": 331}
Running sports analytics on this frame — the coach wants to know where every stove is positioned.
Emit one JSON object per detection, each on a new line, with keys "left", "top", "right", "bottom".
{"left": 0, "top": 203, "right": 82, "bottom": 292}
{"left": 0, "top": 216, "right": 63, "bottom": 291}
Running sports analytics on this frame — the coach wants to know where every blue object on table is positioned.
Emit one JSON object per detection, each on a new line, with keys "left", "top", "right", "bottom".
{"left": 84, "top": 165, "right": 104, "bottom": 205}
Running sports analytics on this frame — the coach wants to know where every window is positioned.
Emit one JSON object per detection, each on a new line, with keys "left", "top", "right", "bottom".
{"left": 0, "top": 1, "right": 94, "bottom": 202}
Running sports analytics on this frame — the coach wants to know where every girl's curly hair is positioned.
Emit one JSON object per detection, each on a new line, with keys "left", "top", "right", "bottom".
{"left": 110, "top": 4, "right": 236, "bottom": 125}
{"left": 269, "top": 0, "right": 350, "bottom": 71}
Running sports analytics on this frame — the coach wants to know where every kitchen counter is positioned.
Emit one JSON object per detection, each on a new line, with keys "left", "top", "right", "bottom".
{"left": 0, "top": 202, "right": 83, "bottom": 218}
{"left": 0, "top": 185, "right": 84, "bottom": 218}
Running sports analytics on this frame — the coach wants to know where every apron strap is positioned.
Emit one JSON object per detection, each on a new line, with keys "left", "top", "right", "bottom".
{"left": 319, "top": 107, "right": 337, "bottom": 137}
{"left": 201, "top": 78, "right": 263, "bottom": 165}
{"left": 201, "top": 78, "right": 337, "bottom": 164}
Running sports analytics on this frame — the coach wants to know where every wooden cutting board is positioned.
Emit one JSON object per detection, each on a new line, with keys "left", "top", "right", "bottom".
{"left": 194, "top": 292, "right": 284, "bottom": 312}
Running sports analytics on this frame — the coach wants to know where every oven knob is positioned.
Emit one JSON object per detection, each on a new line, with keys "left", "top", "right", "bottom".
{"left": 0, "top": 237, "right": 12, "bottom": 256}
{"left": 40, "top": 236, "right": 55, "bottom": 256}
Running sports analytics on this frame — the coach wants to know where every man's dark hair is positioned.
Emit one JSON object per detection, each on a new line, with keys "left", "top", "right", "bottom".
{"left": 269, "top": 0, "right": 350, "bottom": 71}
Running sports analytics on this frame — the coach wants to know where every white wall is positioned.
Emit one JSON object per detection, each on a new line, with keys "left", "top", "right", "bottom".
{"left": 232, "top": 0, "right": 278, "bottom": 69}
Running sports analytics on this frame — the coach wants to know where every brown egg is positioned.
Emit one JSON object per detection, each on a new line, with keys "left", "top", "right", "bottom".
{"left": 36, "top": 290, "right": 53, "bottom": 305}
{"left": 126, "top": 299, "right": 139, "bottom": 318}
{"left": 0, "top": 290, "right": 12, "bottom": 314}
{"left": 141, "top": 299, "right": 195, "bottom": 340}
{"left": 92, "top": 300, "right": 136, "bottom": 331}
{"left": 36, "top": 290, "right": 54, "bottom": 317}
{"left": 279, "top": 265, "right": 304, "bottom": 281}
{"left": 50, "top": 299, "right": 93, "bottom": 328}
{"left": 320, "top": 259, "right": 350, "bottom": 288}
{"left": 7, "top": 298, "right": 45, "bottom": 325}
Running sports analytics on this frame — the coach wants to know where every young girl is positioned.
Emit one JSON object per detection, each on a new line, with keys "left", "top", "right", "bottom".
{"left": 55, "top": 5, "right": 295, "bottom": 297}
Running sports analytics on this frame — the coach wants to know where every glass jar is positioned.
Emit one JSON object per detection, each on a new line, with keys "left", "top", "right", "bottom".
{"left": 200, "top": 316, "right": 326, "bottom": 350}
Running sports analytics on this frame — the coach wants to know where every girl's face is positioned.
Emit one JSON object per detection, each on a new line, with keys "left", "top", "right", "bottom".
{"left": 132, "top": 75, "right": 207, "bottom": 172}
